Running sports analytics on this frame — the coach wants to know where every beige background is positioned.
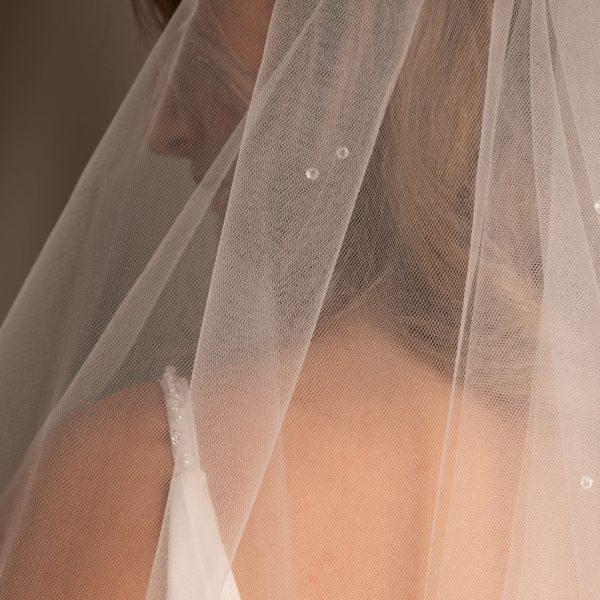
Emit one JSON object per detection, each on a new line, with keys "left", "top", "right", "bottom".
{"left": 0, "top": 0, "right": 150, "bottom": 321}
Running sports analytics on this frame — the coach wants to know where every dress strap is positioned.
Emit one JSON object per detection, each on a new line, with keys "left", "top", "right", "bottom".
{"left": 160, "top": 366, "right": 204, "bottom": 477}
{"left": 159, "top": 366, "right": 241, "bottom": 600}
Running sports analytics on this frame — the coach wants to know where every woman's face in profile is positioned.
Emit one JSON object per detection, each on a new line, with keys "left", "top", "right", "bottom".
{"left": 149, "top": 0, "right": 275, "bottom": 182}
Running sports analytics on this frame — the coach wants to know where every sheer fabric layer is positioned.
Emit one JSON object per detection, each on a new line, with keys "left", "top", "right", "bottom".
{"left": 1, "top": 0, "right": 600, "bottom": 598}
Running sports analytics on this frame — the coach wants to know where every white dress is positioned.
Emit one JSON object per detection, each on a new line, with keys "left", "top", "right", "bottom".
{"left": 160, "top": 367, "right": 241, "bottom": 600}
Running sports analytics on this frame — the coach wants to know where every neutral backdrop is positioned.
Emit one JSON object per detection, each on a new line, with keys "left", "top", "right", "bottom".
{"left": 0, "top": 0, "right": 150, "bottom": 321}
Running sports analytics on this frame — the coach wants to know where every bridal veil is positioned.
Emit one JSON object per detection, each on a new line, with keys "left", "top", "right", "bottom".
{"left": 1, "top": 0, "right": 600, "bottom": 597}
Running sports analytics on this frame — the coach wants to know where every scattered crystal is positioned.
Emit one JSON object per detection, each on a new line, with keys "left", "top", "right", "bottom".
{"left": 336, "top": 146, "right": 350, "bottom": 159}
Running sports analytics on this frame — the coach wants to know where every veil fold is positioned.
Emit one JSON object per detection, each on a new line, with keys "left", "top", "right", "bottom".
{"left": 1, "top": 0, "right": 600, "bottom": 598}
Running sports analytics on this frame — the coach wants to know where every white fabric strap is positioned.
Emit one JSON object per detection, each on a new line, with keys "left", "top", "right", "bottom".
{"left": 161, "top": 367, "right": 241, "bottom": 600}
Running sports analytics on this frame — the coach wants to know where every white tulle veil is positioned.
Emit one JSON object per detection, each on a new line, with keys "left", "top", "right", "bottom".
{"left": 1, "top": 0, "right": 600, "bottom": 597}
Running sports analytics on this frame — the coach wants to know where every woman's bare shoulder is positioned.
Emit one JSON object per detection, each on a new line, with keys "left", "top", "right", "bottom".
{"left": 1, "top": 379, "right": 173, "bottom": 600}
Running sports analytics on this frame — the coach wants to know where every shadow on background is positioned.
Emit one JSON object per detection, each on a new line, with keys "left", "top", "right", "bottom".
{"left": 0, "top": 0, "right": 150, "bottom": 322}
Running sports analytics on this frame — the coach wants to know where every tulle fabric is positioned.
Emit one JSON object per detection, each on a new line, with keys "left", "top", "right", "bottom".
{"left": 1, "top": 0, "right": 600, "bottom": 598}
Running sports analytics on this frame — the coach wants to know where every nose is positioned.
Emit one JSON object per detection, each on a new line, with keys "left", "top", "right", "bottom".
{"left": 148, "top": 86, "right": 193, "bottom": 158}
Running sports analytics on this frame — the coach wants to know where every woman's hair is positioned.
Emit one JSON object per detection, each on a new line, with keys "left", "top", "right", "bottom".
{"left": 322, "top": 1, "right": 497, "bottom": 372}
{"left": 133, "top": 0, "right": 538, "bottom": 395}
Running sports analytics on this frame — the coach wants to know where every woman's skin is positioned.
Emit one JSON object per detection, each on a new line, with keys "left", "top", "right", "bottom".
{"left": 1, "top": 1, "right": 518, "bottom": 598}
{"left": 232, "top": 310, "right": 519, "bottom": 599}
{"left": 0, "top": 312, "right": 444, "bottom": 600}
{"left": 0, "top": 308, "right": 512, "bottom": 599}
{"left": 233, "top": 311, "right": 454, "bottom": 598}
{"left": 0, "top": 382, "right": 172, "bottom": 599}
